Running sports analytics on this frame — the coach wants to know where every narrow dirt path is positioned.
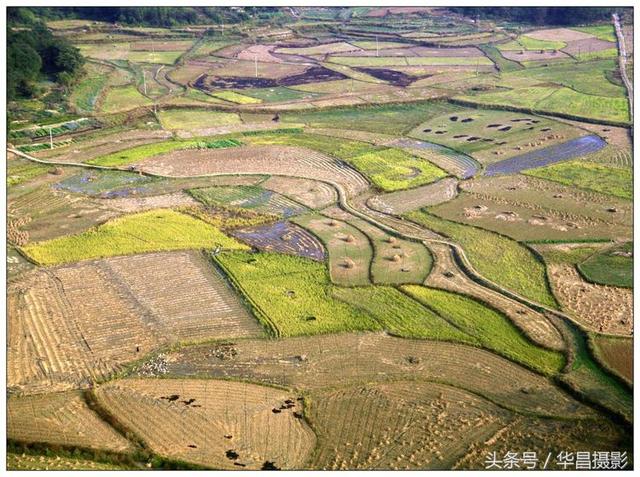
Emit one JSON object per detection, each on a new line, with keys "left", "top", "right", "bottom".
{"left": 613, "top": 13, "right": 633, "bottom": 120}
{"left": 9, "top": 146, "right": 632, "bottom": 423}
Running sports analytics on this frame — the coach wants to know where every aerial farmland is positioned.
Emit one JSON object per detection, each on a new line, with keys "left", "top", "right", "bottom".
{"left": 5, "top": 5, "right": 634, "bottom": 472}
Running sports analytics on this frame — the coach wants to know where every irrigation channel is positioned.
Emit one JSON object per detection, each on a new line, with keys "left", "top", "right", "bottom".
{"left": 10, "top": 146, "right": 632, "bottom": 424}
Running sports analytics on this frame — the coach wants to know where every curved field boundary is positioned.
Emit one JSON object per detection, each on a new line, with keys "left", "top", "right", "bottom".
{"left": 11, "top": 147, "right": 631, "bottom": 422}
{"left": 485, "top": 135, "right": 606, "bottom": 176}
{"left": 388, "top": 138, "right": 480, "bottom": 179}
{"left": 368, "top": 177, "right": 459, "bottom": 215}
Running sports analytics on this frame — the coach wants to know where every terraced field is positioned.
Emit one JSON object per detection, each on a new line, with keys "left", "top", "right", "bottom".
{"left": 156, "top": 333, "right": 594, "bottom": 419}
{"left": 8, "top": 391, "right": 133, "bottom": 451}
{"left": 485, "top": 135, "right": 607, "bottom": 175}
{"left": 8, "top": 250, "right": 262, "bottom": 392}
{"left": 189, "top": 185, "right": 308, "bottom": 218}
{"left": 96, "top": 378, "right": 315, "bottom": 469}
{"left": 136, "top": 145, "right": 370, "bottom": 197}
{"left": 7, "top": 7, "right": 634, "bottom": 471}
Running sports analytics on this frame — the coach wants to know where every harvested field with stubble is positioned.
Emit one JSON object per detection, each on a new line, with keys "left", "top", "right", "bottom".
{"left": 136, "top": 145, "right": 370, "bottom": 197}
{"left": 99, "top": 191, "right": 199, "bottom": 212}
{"left": 547, "top": 264, "right": 632, "bottom": 335}
{"left": 8, "top": 250, "right": 262, "bottom": 393}
{"left": 95, "top": 378, "right": 315, "bottom": 469}
{"left": 189, "top": 185, "right": 308, "bottom": 218}
{"left": 442, "top": 175, "right": 633, "bottom": 242}
{"left": 592, "top": 336, "right": 633, "bottom": 383}
{"left": 369, "top": 177, "right": 459, "bottom": 214}
{"left": 156, "top": 333, "right": 593, "bottom": 419}
{"left": 409, "top": 108, "right": 585, "bottom": 165}
{"left": 260, "top": 176, "right": 337, "bottom": 209}
{"left": 8, "top": 391, "right": 133, "bottom": 452}
{"left": 307, "top": 381, "right": 511, "bottom": 470}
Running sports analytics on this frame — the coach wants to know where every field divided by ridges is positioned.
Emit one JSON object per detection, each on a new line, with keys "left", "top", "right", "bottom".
{"left": 485, "top": 135, "right": 607, "bottom": 176}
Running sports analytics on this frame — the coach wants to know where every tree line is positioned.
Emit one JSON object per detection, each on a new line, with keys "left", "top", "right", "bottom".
{"left": 7, "top": 7, "right": 284, "bottom": 28}
{"left": 8, "top": 21, "right": 84, "bottom": 101}
{"left": 448, "top": 7, "right": 624, "bottom": 26}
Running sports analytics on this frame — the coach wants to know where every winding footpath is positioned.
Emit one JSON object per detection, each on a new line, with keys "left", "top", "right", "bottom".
{"left": 613, "top": 13, "right": 633, "bottom": 120}
{"left": 9, "top": 146, "right": 632, "bottom": 423}
{"left": 8, "top": 147, "right": 612, "bottom": 339}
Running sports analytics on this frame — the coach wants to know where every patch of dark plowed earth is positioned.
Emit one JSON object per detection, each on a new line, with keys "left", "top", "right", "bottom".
{"left": 355, "top": 67, "right": 431, "bottom": 87}
{"left": 194, "top": 66, "right": 347, "bottom": 90}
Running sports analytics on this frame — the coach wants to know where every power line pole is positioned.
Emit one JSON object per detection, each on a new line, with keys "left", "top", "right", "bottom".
{"left": 142, "top": 70, "right": 147, "bottom": 95}
{"left": 49, "top": 127, "right": 53, "bottom": 149}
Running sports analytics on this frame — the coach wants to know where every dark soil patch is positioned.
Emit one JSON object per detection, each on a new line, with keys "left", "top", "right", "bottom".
{"left": 355, "top": 67, "right": 422, "bottom": 87}
{"left": 435, "top": 130, "right": 447, "bottom": 135}
{"left": 487, "top": 124, "right": 501, "bottom": 128}
{"left": 195, "top": 66, "right": 347, "bottom": 91}
{"left": 423, "top": 128, "right": 432, "bottom": 133}
{"left": 279, "top": 65, "right": 347, "bottom": 86}
{"left": 466, "top": 136, "right": 480, "bottom": 142}
{"left": 453, "top": 134, "right": 468, "bottom": 138}
{"left": 460, "top": 118, "right": 474, "bottom": 123}
{"left": 449, "top": 116, "right": 459, "bottom": 121}
{"left": 498, "top": 126, "right": 512, "bottom": 132}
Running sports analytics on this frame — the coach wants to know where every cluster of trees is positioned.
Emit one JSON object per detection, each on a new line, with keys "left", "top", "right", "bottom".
{"left": 448, "top": 7, "right": 622, "bottom": 25}
{"left": 7, "top": 7, "right": 284, "bottom": 28}
{"left": 8, "top": 22, "right": 84, "bottom": 100}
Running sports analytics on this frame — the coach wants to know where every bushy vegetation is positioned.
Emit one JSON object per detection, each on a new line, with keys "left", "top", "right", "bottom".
{"left": 405, "top": 210, "right": 557, "bottom": 307}
{"left": 215, "top": 251, "right": 377, "bottom": 336}
{"left": 402, "top": 286, "right": 564, "bottom": 375}
{"left": 525, "top": 160, "right": 632, "bottom": 199}
{"left": 22, "top": 209, "right": 247, "bottom": 265}
{"left": 449, "top": 7, "right": 620, "bottom": 26}
{"left": 9, "top": 6, "right": 282, "bottom": 27}
{"left": 7, "top": 21, "right": 84, "bottom": 101}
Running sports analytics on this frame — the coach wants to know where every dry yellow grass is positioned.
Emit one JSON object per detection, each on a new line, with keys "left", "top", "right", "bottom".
{"left": 96, "top": 378, "right": 315, "bottom": 469}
